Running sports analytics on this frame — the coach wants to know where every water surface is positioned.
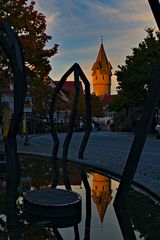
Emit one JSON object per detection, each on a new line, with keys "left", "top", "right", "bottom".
{"left": 0, "top": 155, "right": 159, "bottom": 239}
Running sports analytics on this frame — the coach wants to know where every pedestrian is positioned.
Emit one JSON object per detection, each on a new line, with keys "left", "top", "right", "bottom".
{"left": 92, "top": 122, "right": 96, "bottom": 132}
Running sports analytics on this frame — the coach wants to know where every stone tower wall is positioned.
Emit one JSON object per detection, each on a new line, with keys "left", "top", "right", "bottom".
{"left": 92, "top": 73, "right": 111, "bottom": 96}
{"left": 92, "top": 42, "right": 112, "bottom": 96}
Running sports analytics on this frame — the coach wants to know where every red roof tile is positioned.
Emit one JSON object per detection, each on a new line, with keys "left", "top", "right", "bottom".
{"left": 100, "top": 94, "right": 116, "bottom": 107}
{"left": 53, "top": 81, "right": 83, "bottom": 93}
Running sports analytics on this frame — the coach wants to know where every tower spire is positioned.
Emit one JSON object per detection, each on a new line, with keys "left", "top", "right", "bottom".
{"left": 101, "top": 35, "right": 103, "bottom": 44}
{"left": 92, "top": 38, "right": 112, "bottom": 96}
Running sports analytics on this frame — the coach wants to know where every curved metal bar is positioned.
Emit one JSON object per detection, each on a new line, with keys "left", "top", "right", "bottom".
{"left": 0, "top": 22, "right": 27, "bottom": 175}
{"left": 50, "top": 63, "right": 92, "bottom": 190}
{"left": 114, "top": 204, "right": 136, "bottom": 240}
{"left": 114, "top": 1, "right": 160, "bottom": 206}
{"left": 62, "top": 63, "right": 80, "bottom": 190}
{"left": 52, "top": 228, "right": 64, "bottom": 240}
{"left": 0, "top": 92, "right": 2, "bottom": 126}
{"left": 114, "top": 64, "right": 160, "bottom": 205}
{"left": 49, "top": 64, "right": 76, "bottom": 188}
{"left": 148, "top": 0, "right": 160, "bottom": 29}
{"left": 5, "top": 171, "right": 22, "bottom": 239}
{"left": 73, "top": 224, "right": 80, "bottom": 240}
{"left": 49, "top": 107, "right": 59, "bottom": 188}
{"left": 79, "top": 166, "right": 91, "bottom": 239}
{"left": 78, "top": 65, "right": 92, "bottom": 159}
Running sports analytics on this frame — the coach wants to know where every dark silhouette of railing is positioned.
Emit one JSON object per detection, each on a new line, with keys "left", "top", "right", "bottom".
{"left": 48, "top": 63, "right": 92, "bottom": 239}
{"left": 0, "top": 92, "right": 2, "bottom": 126}
{"left": 80, "top": 167, "right": 91, "bottom": 240}
{"left": 49, "top": 63, "right": 92, "bottom": 190}
{"left": 114, "top": 205, "right": 136, "bottom": 240}
{"left": 114, "top": 0, "right": 160, "bottom": 205}
{"left": 0, "top": 22, "right": 27, "bottom": 176}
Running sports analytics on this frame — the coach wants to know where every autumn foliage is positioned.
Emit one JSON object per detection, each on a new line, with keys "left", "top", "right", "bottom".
{"left": 0, "top": 0, "right": 58, "bottom": 115}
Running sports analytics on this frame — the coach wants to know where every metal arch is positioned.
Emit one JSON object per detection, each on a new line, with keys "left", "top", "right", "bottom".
{"left": 0, "top": 92, "right": 2, "bottom": 126}
{"left": 49, "top": 64, "right": 76, "bottom": 189}
{"left": 0, "top": 22, "right": 27, "bottom": 175}
{"left": 148, "top": 0, "right": 160, "bottom": 29}
{"left": 61, "top": 64, "right": 81, "bottom": 190}
{"left": 78, "top": 66, "right": 92, "bottom": 159}
{"left": 114, "top": 0, "right": 160, "bottom": 205}
{"left": 49, "top": 63, "right": 92, "bottom": 190}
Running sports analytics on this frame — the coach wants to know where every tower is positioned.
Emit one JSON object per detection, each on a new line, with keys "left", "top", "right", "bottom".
{"left": 92, "top": 173, "right": 112, "bottom": 223}
{"left": 92, "top": 38, "right": 112, "bottom": 96}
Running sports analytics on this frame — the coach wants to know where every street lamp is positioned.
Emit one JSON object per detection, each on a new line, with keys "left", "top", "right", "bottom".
{"left": 23, "top": 77, "right": 32, "bottom": 145}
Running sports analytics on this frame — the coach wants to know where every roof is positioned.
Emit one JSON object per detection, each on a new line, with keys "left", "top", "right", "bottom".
{"left": 92, "top": 43, "right": 112, "bottom": 75}
{"left": 99, "top": 94, "right": 116, "bottom": 107}
{"left": 53, "top": 81, "right": 83, "bottom": 93}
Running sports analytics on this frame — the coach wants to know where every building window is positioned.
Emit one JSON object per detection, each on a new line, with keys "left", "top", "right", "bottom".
{"left": 102, "top": 75, "right": 104, "bottom": 79}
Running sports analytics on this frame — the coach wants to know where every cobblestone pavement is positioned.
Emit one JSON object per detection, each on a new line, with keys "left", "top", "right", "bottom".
{"left": 0, "top": 131, "right": 160, "bottom": 200}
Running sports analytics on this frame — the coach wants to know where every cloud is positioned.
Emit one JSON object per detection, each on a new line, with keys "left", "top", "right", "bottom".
{"left": 58, "top": 46, "right": 97, "bottom": 58}
{"left": 33, "top": 0, "right": 158, "bottom": 95}
{"left": 34, "top": 0, "right": 156, "bottom": 42}
{"left": 46, "top": 12, "right": 59, "bottom": 29}
{"left": 84, "top": 0, "right": 154, "bottom": 25}
{"left": 34, "top": 1, "right": 59, "bottom": 32}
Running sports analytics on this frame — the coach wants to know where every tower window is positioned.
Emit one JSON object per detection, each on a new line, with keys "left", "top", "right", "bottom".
{"left": 95, "top": 76, "right": 97, "bottom": 80}
{"left": 102, "top": 75, "right": 104, "bottom": 79}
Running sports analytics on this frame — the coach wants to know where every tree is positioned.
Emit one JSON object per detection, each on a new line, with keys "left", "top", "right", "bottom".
{"left": 91, "top": 94, "right": 104, "bottom": 117}
{"left": 110, "top": 28, "right": 160, "bottom": 112}
{"left": 65, "top": 92, "right": 103, "bottom": 118}
{"left": 0, "top": 0, "right": 58, "bottom": 115}
{"left": 62, "top": 90, "right": 86, "bottom": 124}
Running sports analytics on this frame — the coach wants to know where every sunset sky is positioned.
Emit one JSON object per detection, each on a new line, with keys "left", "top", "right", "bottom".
{"left": 34, "top": 0, "right": 157, "bottom": 94}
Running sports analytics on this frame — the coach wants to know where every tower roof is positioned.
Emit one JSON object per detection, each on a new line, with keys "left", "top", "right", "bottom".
{"left": 92, "top": 42, "right": 112, "bottom": 75}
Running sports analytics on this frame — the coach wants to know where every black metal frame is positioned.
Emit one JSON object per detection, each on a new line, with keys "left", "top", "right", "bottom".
{"left": 0, "top": 92, "right": 2, "bottom": 126}
{"left": 114, "top": 0, "right": 160, "bottom": 205}
{"left": 49, "top": 63, "right": 92, "bottom": 190}
{"left": 0, "top": 22, "right": 27, "bottom": 175}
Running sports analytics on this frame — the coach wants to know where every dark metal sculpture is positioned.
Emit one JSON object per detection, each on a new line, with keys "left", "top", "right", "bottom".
{"left": 5, "top": 173, "right": 22, "bottom": 239}
{"left": 0, "top": 22, "right": 27, "bottom": 175}
{"left": 49, "top": 63, "right": 92, "bottom": 190}
{"left": 114, "top": 0, "right": 160, "bottom": 205}
{"left": 148, "top": 0, "right": 160, "bottom": 29}
{"left": 80, "top": 167, "right": 91, "bottom": 240}
{"left": 0, "top": 92, "right": 2, "bottom": 126}
{"left": 114, "top": 205, "right": 136, "bottom": 240}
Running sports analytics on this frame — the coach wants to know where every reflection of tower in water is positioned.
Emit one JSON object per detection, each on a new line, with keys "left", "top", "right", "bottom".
{"left": 92, "top": 173, "right": 112, "bottom": 223}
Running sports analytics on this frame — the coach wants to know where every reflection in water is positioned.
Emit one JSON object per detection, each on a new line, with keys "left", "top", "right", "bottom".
{"left": 79, "top": 167, "right": 91, "bottom": 240}
{"left": 5, "top": 173, "right": 22, "bottom": 239}
{"left": 114, "top": 204, "right": 136, "bottom": 240}
{"left": 0, "top": 156, "right": 159, "bottom": 239}
{"left": 92, "top": 173, "right": 112, "bottom": 224}
{"left": 3, "top": 173, "right": 65, "bottom": 239}
{"left": 127, "top": 190, "right": 160, "bottom": 240}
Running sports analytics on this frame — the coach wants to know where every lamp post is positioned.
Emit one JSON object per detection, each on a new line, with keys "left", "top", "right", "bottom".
{"left": 23, "top": 112, "right": 30, "bottom": 145}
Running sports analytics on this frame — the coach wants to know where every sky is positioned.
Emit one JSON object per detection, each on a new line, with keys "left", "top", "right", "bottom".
{"left": 34, "top": 0, "right": 157, "bottom": 94}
